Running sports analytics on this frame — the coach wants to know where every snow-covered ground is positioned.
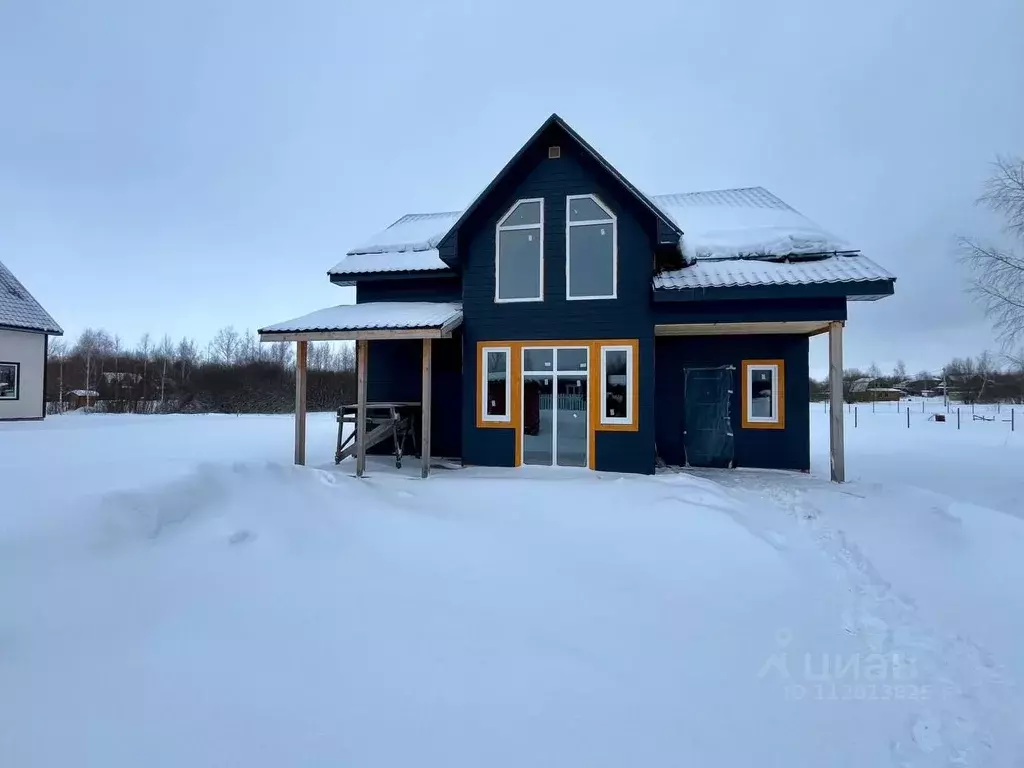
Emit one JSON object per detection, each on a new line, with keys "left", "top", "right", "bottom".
{"left": 1, "top": 409, "right": 1022, "bottom": 766}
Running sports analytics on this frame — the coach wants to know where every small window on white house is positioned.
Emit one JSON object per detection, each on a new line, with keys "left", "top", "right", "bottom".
{"left": 567, "top": 194, "right": 617, "bottom": 300}
{"left": 482, "top": 347, "right": 511, "bottom": 422}
{"left": 742, "top": 360, "right": 785, "bottom": 429}
{"left": 496, "top": 199, "right": 543, "bottom": 302}
{"left": 600, "top": 346, "right": 633, "bottom": 425}
{"left": 0, "top": 362, "right": 19, "bottom": 400}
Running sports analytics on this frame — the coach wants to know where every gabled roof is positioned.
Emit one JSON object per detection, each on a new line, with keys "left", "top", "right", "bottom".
{"left": 325, "top": 117, "right": 894, "bottom": 299}
{"left": 0, "top": 260, "right": 62, "bottom": 335}
{"left": 328, "top": 114, "right": 683, "bottom": 280}
{"left": 435, "top": 113, "right": 681, "bottom": 255}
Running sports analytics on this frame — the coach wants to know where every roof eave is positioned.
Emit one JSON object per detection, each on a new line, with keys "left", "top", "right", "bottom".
{"left": 0, "top": 322, "right": 63, "bottom": 336}
{"left": 652, "top": 279, "right": 896, "bottom": 303}
{"left": 328, "top": 268, "right": 457, "bottom": 286}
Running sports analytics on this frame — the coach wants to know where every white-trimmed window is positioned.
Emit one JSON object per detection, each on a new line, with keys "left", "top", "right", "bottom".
{"left": 742, "top": 360, "right": 785, "bottom": 429}
{"left": 600, "top": 345, "right": 633, "bottom": 425}
{"left": 481, "top": 346, "right": 511, "bottom": 422}
{"left": 566, "top": 194, "right": 617, "bottom": 300}
{"left": 0, "top": 362, "right": 19, "bottom": 400}
{"left": 495, "top": 198, "right": 544, "bottom": 302}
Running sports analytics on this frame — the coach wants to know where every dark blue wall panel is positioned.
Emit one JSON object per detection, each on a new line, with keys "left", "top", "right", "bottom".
{"left": 655, "top": 334, "right": 810, "bottom": 471}
{"left": 357, "top": 277, "right": 461, "bottom": 304}
{"left": 456, "top": 122, "right": 660, "bottom": 473}
{"left": 653, "top": 297, "right": 846, "bottom": 325}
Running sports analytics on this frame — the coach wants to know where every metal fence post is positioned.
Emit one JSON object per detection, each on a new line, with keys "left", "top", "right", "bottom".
{"left": 1013, "top": 409, "right": 1016, "bottom": 432}
{"left": 907, "top": 408, "right": 910, "bottom": 428}
{"left": 957, "top": 408, "right": 961, "bottom": 430}
{"left": 855, "top": 406, "right": 858, "bottom": 428}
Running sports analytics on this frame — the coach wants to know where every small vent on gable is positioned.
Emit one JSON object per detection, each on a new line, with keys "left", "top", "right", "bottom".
{"left": 548, "top": 146, "right": 561, "bottom": 159}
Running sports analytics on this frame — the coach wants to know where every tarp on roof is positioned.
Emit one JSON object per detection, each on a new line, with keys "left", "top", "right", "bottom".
{"left": 259, "top": 302, "right": 463, "bottom": 338}
{"left": 0, "top": 260, "right": 63, "bottom": 334}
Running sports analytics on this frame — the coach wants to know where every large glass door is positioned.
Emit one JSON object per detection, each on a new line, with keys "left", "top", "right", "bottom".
{"left": 522, "top": 346, "right": 589, "bottom": 467}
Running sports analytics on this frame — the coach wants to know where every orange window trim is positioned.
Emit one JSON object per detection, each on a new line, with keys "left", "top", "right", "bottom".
{"left": 593, "top": 340, "right": 640, "bottom": 434}
{"left": 475, "top": 339, "right": 640, "bottom": 470}
{"left": 741, "top": 359, "right": 786, "bottom": 430}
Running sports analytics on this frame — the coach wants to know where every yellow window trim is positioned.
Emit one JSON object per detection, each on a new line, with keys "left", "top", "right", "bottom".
{"left": 475, "top": 339, "right": 640, "bottom": 470}
{"left": 741, "top": 359, "right": 786, "bottom": 430}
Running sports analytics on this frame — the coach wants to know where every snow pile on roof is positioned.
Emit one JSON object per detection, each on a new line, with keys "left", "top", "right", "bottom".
{"left": 652, "top": 187, "right": 854, "bottom": 262}
{"left": 69, "top": 390, "right": 100, "bottom": 397}
{"left": 329, "top": 212, "right": 461, "bottom": 276}
{"left": 654, "top": 253, "right": 894, "bottom": 292}
{"left": 260, "top": 302, "right": 463, "bottom": 335}
{"left": 0, "top": 260, "right": 63, "bottom": 334}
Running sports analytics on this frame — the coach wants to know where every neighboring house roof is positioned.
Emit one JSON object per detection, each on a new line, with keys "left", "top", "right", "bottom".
{"left": 0, "top": 260, "right": 63, "bottom": 334}
{"left": 260, "top": 301, "right": 463, "bottom": 336}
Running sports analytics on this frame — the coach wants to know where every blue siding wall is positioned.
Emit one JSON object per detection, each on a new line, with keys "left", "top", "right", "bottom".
{"left": 357, "top": 277, "right": 461, "bottom": 304}
{"left": 456, "top": 123, "right": 660, "bottom": 473}
{"left": 356, "top": 280, "right": 463, "bottom": 459}
{"left": 654, "top": 334, "right": 811, "bottom": 471}
{"left": 653, "top": 297, "right": 847, "bottom": 325}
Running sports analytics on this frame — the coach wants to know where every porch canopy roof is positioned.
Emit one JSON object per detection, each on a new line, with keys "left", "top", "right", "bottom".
{"left": 259, "top": 301, "right": 463, "bottom": 342}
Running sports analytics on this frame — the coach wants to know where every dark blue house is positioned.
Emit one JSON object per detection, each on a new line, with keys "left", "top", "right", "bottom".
{"left": 260, "top": 115, "right": 895, "bottom": 481}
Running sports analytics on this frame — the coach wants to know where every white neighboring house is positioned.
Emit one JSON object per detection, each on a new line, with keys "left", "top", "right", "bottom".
{"left": 0, "top": 260, "right": 63, "bottom": 420}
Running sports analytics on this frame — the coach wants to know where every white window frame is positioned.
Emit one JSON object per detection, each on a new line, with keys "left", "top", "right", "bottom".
{"left": 745, "top": 363, "right": 780, "bottom": 424}
{"left": 599, "top": 345, "right": 633, "bottom": 426}
{"left": 0, "top": 361, "right": 20, "bottom": 401}
{"left": 565, "top": 194, "right": 617, "bottom": 301}
{"left": 495, "top": 198, "right": 544, "bottom": 303}
{"left": 481, "top": 346, "right": 512, "bottom": 423}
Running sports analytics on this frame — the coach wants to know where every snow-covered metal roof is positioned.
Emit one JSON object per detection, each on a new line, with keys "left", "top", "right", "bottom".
{"left": 329, "top": 212, "right": 460, "bottom": 277}
{"left": 654, "top": 253, "right": 894, "bottom": 292}
{"left": 652, "top": 187, "right": 854, "bottom": 261}
{"left": 332, "top": 187, "right": 867, "bottom": 280}
{"left": 0, "top": 260, "right": 62, "bottom": 334}
{"left": 259, "top": 302, "right": 463, "bottom": 338}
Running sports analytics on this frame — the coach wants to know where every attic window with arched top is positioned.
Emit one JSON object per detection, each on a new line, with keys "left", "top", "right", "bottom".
{"left": 495, "top": 198, "right": 544, "bottom": 303}
{"left": 566, "top": 194, "right": 617, "bottom": 300}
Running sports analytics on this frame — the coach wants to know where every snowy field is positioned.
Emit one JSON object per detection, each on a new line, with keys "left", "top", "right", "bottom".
{"left": 1, "top": 409, "right": 1022, "bottom": 766}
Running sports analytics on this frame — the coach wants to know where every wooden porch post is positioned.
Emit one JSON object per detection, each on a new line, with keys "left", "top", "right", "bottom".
{"left": 294, "top": 340, "right": 308, "bottom": 466}
{"left": 421, "top": 338, "right": 432, "bottom": 478}
{"left": 829, "top": 321, "right": 845, "bottom": 483}
{"left": 356, "top": 339, "right": 368, "bottom": 477}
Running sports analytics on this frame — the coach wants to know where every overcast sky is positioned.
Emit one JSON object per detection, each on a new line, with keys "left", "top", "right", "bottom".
{"left": 2, "top": 0, "right": 1022, "bottom": 377}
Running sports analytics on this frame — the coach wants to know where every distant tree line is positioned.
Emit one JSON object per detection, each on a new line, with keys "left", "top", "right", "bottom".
{"left": 47, "top": 327, "right": 355, "bottom": 414}
{"left": 810, "top": 351, "right": 1024, "bottom": 405}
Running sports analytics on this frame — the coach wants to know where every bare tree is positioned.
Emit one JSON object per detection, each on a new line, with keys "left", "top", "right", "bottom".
{"left": 49, "top": 338, "right": 68, "bottom": 410}
{"left": 267, "top": 341, "right": 294, "bottom": 368}
{"left": 892, "top": 359, "right": 907, "bottom": 382}
{"left": 207, "top": 326, "right": 240, "bottom": 365}
{"left": 177, "top": 337, "right": 200, "bottom": 380}
{"left": 959, "top": 155, "right": 1024, "bottom": 345}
